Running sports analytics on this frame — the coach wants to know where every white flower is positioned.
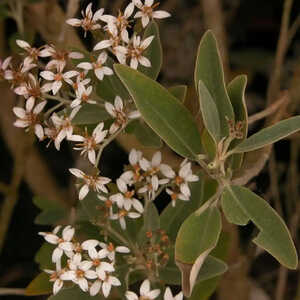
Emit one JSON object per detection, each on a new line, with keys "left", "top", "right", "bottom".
{"left": 166, "top": 188, "right": 189, "bottom": 207}
{"left": 174, "top": 160, "right": 199, "bottom": 198}
{"left": 110, "top": 208, "right": 141, "bottom": 230}
{"left": 39, "top": 225, "right": 75, "bottom": 263}
{"left": 14, "top": 73, "right": 48, "bottom": 100}
{"left": 111, "top": 178, "right": 144, "bottom": 212}
{"left": 164, "top": 287, "right": 183, "bottom": 300}
{"left": 98, "top": 242, "right": 130, "bottom": 261}
{"left": 16, "top": 40, "right": 48, "bottom": 61}
{"left": 66, "top": 3, "right": 104, "bottom": 36}
{"left": 70, "top": 85, "right": 96, "bottom": 108}
{"left": 40, "top": 64, "right": 78, "bottom": 95}
{"left": 134, "top": 0, "right": 171, "bottom": 28}
{"left": 69, "top": 168, "right": 111, "bottom": 200}
{"left": 125, "top": 279, "right": 160, "bottom": 300}
{"left": 67, "top": 253, "right": 97, "bottom": 292}
{"left": 101, "top": 273, "right": 121, "bottom": 298}
{"left": 100, "top": 2, "right": 135, "bottom": 43}
{"left": 41, "top": 45, "right": 83, "bottom": 70}
{"left": 127, "top": 35, "right": 154, "bottom": 69}
{"left": 105, "top": 96, "right": 140, "bottom": 134}
{"left": 51, "top": 106, "right": 80, "bottom": 150}
{"left": 77, "top": 52, "right": 113, "bottom": 81}
{"left": 44, "top": 267, "right": 67, "bottom": 295}
{"left": 69, "top": 122, "right": 108, "bottom": 164}
{"left": 13, "top": 97, "right": 46, "bottom": 140}
{"left": 138, "top": 175, "right": 168, "bottom": 200}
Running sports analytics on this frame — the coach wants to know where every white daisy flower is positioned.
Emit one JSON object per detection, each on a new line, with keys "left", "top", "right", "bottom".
{"left": 40, "top": 64, "right": 78, "bottom": 95}
{"left": 105, "top": 96, "right": 140, "bottom": 134}
{"left": 70, "top": 85, "right": 96, "bottom": 108}
{"left": 13, "top": 96, "right": 46, "bottom": 140}
{"left": 69, "top": 122, "right": 108, "bottom": 165}
{"left": 67, "top": 253, "right": 97, "bottom": 292}
{"left": 66, "top": 3, "right": 104, "bottom": 36}
{"left": 166, "top": 188, "right": 189, "bottom": 207}
{"left": 77, "top": 52, "right": 113, "bottom": 81}
{"left": 127, "top": 35, "right": 154, "bottom": 69}
{"left": 138, "top": 175, "right": 168, "bottom": 200}
{"left": 133, "top": 0, "right": 171, "bottom": 28}
{"left": 39, "top": 225, "right": 75, "bottom": 263}
{"left": 69, "top": 168, "right": 111, "bottom": 200}
{"left": 50, "top": 106, "right": 80, "bottom": 150}
{"left": 110, "top": 208, "right": 141, "bottom": 230}
{"left": 125, "top": 279, "right": 160, "bottom": 300}
{"left": 98, "top": 242, "right": 130, "bottom": 262}
{"left": 101, "top": 273, "right": 121, "bottom": 298}
{"left": 110, "top": 178, "right": 144, "bottom": 212}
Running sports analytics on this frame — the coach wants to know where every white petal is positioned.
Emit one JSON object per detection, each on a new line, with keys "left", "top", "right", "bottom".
{"left": 93, "top": 8, "right": 104, "bottom": 21}
{"left": 93, "top": 40, "right": 113, "bottom": 51}
{"left": 79, "top": 184, "right": 89, "bottom": 200}
{"left": 88, "top": 150, "right": 96, "bottom": 164}
{"left": 26, "top": 97, "right": 35, "bottom": 112}
{"left": 78, "top": 278, "right": 88, "bottom": 292}
{"left": 16, "top": 39, "right": 30, "bottom": 49}
{"left": 152, "top": 151, "right": 161, "bottom": 167}
{"left": 105, "top": 102, "right": 116, "bottom": 117}
{"left": 102, "top": 66, "right": 113, "bottom": 76}
{"left": 60, "top": 241, "right": 74, "bottom": 252}
{"left": 62, "top": 226, "right": 75, "bottom": 241}
{"left": 69, "top": 52, "right": 84, "bottom": 59}
{"left": 40, "top": 70, "right": 55, "bottom": 80}
{"left": 126, "top": 291, "right": 139, "bottom": 300}
{"left": 44, "top": 234, "right": 59, "bottom": 244}
{"left": 102, "top": 282, "right": 112, "bottom": 298}
{"left": 77, "top": 62, "right": 93, "bottom": 70}
{"left": 52, "top": 81, "right": 62, "bottom": 95}
{"left": 90, "top": 280, "right": 102, "bottom": 296}
{"left": 141, "top": 15, "right": 150, "bottom": 28}
{"left": 34, "top": 124, "right": 44, "bottom": 140}
{"left": 141, "top": 35, "right": 154, "bottom": 49}
{"left": 13, "top": 107, "right": 26, "bottom": 119}
{"left": 145, "top": 0, "right": 154, "bottom": 6}
{"left": 130, "top": 57, "right": 139, "bottom": 69}
{"left": 124, "top": 2, "right": 135, "bottom": 18}
{"left": 152, "top": 10, "right": 171, "bottom": 19}
{"left": 140, "top": 279, "right": 150, "bottom": 295}
{"left": 116, "top": 246, "right": 130, "bottom": 253}
{"left": 95, "top": 69, "right": 104, "bottom": 80}
{"left": 81, "top": 239, "right": 99, "bottom": 250}
{"left": 148, "top": 289, "right": 161, "bottom": 299}
{"left": 33, "top": 100, "right": 47, "bottom": 114}
{"left": 117, "top": 178, "right": 127, "bottom": 193}
{"left": 53, "top": 279, "right": 63, "bottom": 295}
{"left": 66, "top": 18, "right": 82, "bottom": 27}
{"left": 69, "top": 168, "right": 85, "bottom": 178}
{"left": 139, "top": 56, "right": 151, "bottom": 67}
{"left": 52, "top": 247, "right": 63, "bottom": 263}
{"left": 114, "top": 96, "right": 123, "bottom": 111}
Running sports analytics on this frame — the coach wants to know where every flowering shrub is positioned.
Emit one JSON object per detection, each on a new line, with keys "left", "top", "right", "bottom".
{"left": 1, "top": 0, "right": 300, "bottom": 299}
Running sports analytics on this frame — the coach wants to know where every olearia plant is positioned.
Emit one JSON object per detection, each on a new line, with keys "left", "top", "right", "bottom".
{"left": 1, "top": 0, "right": 300, "bottom": 299}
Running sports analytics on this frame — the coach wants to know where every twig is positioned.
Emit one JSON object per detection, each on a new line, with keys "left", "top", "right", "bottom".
{"left": 248, "top": 92, "right": 289, "bottom": 124}
{"left": 0, "top": 288, "right": 26, "bottom": 296}
{"left": 267, "top": 0, "right": 294, "bottom": 104}
{"left": 287, "top": 15, "right": 300, "bottom": 47}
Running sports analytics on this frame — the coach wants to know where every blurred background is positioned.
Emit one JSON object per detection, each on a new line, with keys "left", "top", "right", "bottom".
{"left": 0, "top": 0, "right": 300, "bottom": 299}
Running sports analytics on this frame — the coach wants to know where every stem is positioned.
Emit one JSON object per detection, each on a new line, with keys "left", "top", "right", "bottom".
{"left": 44, "top": 102, "right": 66, "bottom": 119}
{"left": 0, "top": 288, "right": 26, "bottom": 296}
{"left": 44, "top": 93, "right": 72, "bottom": 104}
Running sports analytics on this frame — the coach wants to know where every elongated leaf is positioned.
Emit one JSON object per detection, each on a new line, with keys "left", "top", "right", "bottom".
{"left": 234, "top": 116, "right": 300, "bottom": 153}
{"left": 189, "top": 277, "right": 219, "bottom": 300}
{"left": 175, "top": 206, "right": 221, "bottom": 264}
{"left": 198, "top": 80, "right": 221, "bottom": 142}
{"left": 223, "top": 185, "right": 298, "bottom": 269}
{"left": 126, "top": 119, "right": 162, "bottom": 148}
{"left": 194, "top": 30, "right": 234, "bottom": 137}
{"left": 114, "top": 64, "right": 203, "bottom": 160}
{"left": 175, "top": 206, "right": 222, "bottom": 296}
{"left": 160, "top": 174, "right": 218, "bottom": 241}
{"left": 169, "top": 85, "right": 187, "bottom": 102}
{"left": 35, "top": 243, "right": 56, "bottom": 269}
{"left": 227, "top": 75, "right": 248, "bottom": 169}
{"left": 138, "top": 21, "right": 162, "bottom": 79}
{"left": 26, "top": 273, "right": 52, "bottom": 296}
{"left": 201, "top": 128, "right": 216, "bottom": 160}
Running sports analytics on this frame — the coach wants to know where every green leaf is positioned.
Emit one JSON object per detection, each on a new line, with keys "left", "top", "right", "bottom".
{"left": 201, "top": 129, "right": 216, "bottom": 160}
{"left": 175, "top": 206, "right": 222, "bottom": 264}
{"left": 168, "top": 85, "right": 187, "bottom": 102}
{"left": 126, "top": 119, "right": 162, "bottom": 148}
{"left": 160, "top": 174, "right": 218, "bottom": 241}
{"left": 48, "top": 286, "right": 101, "bottom": 300}
{"left": 198, "top": 80, "right": 221, "bottom": 143}
{"left": 96, "top": 57, "right": 130, "bottom": 102}
{"left": 222, "top": 185, "right": 298, "bottom": 269}
{"left": 175, "top": 206, "right": 222, "bottom": 296}
{"left": 33, "top": 197, "right": 67, "bottom": 225}
{"left": 138, "top": 21, "right": 162, "bottom": 80}
{"left": 26, "top": 273, "right": 52, "bottom": 296}
{"left": 188, "top": 277, "right": 219, "bottom": 300}
{"left": 194, "top": 30, "right": 234, "bottom": 137}
{"left": 233, "top": 116, "right": 300, "bottom": 153}
{"left": 114, "top": 64, "right": 203, "bottom": 160}
{"left": 71, "top": 104, "right": 110, "bottom": 125}
{"left": 35, "top": 243, "right": 56, "bottom": 269}
{"left": 227, "top": 75, "right": 248, "bottom": 169}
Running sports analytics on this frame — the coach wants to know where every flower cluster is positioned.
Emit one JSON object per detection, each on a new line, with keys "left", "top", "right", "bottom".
{"left": 39, "top": 226, "right": 129, "bottom": 296}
